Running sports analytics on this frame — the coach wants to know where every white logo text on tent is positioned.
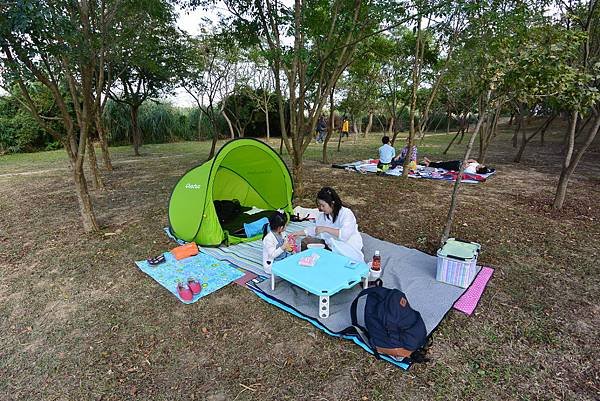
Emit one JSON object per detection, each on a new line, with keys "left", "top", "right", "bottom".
{"left": 185, "top": 183, "right": 202, "bottom": 189}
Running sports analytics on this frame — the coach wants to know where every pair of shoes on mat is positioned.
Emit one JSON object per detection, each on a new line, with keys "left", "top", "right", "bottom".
{"left": 147, "top": 254, "right": 166, "bottom": 265}
{"left": 177, "top": 278, "right": 202, "bottom": 301}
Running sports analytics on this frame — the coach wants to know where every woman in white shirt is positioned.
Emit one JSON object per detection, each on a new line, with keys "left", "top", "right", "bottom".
{"left": 291, "top": 187, "right": 364, "bottom": 262}
{"left": 262, "top": 212, "right": 293, "bottom": 273}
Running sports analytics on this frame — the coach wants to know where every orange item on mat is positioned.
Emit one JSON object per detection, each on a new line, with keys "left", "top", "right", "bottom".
{"left": 171, "top": 243, "right": 199, "bottom": 260}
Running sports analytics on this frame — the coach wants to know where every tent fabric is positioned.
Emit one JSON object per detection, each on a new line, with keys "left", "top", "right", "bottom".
{"left": 168, "top": 139, "right": 294, "bottom": 246}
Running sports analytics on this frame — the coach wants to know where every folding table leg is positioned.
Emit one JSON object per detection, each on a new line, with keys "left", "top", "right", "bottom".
{"left": 271, "top": 274, "right": 275, "bottom": 291}
{"left": 319, "top": 295, "right": 330, "bottom": 318}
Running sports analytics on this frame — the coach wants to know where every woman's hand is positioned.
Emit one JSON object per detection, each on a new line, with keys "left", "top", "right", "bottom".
{"left": 316, "top": 226, "right": 335, "bottom": 235}
{"left": 282, "top": 242, "right": 293, "bottom": 252}
{"left": 316, "top": 226, "right": 340, "bottom": 238}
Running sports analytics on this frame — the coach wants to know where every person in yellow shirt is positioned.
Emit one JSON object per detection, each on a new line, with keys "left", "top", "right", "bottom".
{"left": 341, "top": 116, "right": 350, "bottom": 139}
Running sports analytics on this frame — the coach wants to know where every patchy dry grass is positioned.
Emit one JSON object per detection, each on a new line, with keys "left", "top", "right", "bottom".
{"left": 1, "top": 123, "right": 599, "bottom": 400}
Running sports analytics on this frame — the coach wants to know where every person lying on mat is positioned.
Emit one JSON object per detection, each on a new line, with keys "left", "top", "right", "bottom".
{"left": 421, "top": 157, "right": 493, "bottom": 174}
{"left": 262, "top": 212, "right": 294, "bottom": 273}
{"left": 290, "top": 186, "right": 364, "bottom": 262}
{"left": 377, "top": 136, "right": 395, "bottom": 171}
{"left": 390, "top": 137, "right": 418, "bottom": 170}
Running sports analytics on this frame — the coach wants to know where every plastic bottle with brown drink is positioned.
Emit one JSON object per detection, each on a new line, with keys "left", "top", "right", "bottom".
{"left": 372, "top": 250, "right": 381, "bottom": 271}
{"left": 368, "top": 250, "right": 382, "bottom": 286}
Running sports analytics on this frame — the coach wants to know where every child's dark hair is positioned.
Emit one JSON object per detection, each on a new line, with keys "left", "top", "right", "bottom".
{"left": 317, "top": 187, "right": 342, "bottom": 223}
{"left": 382, "top": 136, "right": 390, "bottom": 144}
{"left": 476, "top": 165, "right": 493, "bottom": 174}
{"left": 262, "top": 211, "right": 288, "bottom": 239}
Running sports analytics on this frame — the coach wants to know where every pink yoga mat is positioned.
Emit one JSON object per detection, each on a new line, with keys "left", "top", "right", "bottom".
{"left": 453, "top": 267, "right": 494, "bottom": 315}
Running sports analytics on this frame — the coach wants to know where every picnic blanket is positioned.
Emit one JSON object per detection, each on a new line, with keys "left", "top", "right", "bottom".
{"left": 196, "top": 225, "right": 492, "bottom": 369}
{"left": 162, "top": 222, "right": 493, "bottom": 368}
{"left": 332, "top": 159, "right": 496, "bottom": 184}
{"left": 249, "top": 233, "right": 491, "bottom": 369}
{"left": 197, "top": 220, "right": 492, "bottom": 313}
{"left": 135, "top": 252, "right": 245, "bottom": 304}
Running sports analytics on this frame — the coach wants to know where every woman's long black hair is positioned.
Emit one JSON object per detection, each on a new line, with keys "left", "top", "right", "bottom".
{"left": 317, "top": 187, "right": 343, "bottom": 223}
{"left": 262, "top": 211, "right": 288, "bottom": 239}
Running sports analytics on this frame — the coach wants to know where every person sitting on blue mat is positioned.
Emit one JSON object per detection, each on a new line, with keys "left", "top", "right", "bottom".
{"left": 377, "top": 136, "right": 395, "bottom": 172}
{"left": 390, "top": 137, "right": 418, "bottom": 170}
{"left": 291, "top": 187, "right": 364, "bottom": 262}
{"left": 262, "top": 212, "right": 293, "bottom": 273}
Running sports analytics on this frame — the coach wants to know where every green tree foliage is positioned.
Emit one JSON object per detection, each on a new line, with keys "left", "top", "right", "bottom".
{"left": 211, "top": 0, "right": 411, "bottom": 193}
{"left": 102, "top": 99, "right": 203, "bottom": 145}
{"left": 0, "top": 86, "right": 62, "bottom": 153}
{"left": 0, "top": 0, "right": 120, "bottom": 231}
{"left": 108, "top": 1, "right": 184, "bottom": 156}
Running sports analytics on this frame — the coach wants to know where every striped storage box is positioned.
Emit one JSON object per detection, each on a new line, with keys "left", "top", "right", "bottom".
{"left": 436, "top": 238, "right": 481, "bottom": 288}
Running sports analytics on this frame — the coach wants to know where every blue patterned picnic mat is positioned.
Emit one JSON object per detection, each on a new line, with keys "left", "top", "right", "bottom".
{"left": 135, "top": 251, "right": 245, "bottom": 304}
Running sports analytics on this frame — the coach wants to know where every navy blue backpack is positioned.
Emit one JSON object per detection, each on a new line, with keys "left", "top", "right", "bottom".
{"left": 350, "top": 285, "right": 428, "bottom": 359}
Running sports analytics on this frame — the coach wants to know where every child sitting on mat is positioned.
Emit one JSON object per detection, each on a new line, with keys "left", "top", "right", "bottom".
{"left": 262, "top": 211, "right": 294, "bottom": 274}
{"left": 377, "top": 135, "right": 395, "bottom": 172}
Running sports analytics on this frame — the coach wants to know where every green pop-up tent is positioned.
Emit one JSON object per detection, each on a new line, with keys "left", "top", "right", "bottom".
{"left": 168, "top": 138, "right": 294, "bottom": 246}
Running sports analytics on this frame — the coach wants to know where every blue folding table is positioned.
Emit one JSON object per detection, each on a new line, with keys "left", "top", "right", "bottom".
{"left": 270, "top": 248, "right": 369, "bottom": 318}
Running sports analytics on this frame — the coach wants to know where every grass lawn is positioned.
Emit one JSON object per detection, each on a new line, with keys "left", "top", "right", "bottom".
{"left": 1, "top": 122, "right": 599, "bottom": 400}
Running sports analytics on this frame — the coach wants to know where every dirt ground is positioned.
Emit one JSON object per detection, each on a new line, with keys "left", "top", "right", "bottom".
{"left": 1, "top": 122, "right": 599, "bottom": 401}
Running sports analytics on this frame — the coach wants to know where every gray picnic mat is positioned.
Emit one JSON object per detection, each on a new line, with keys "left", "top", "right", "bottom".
{"left": 256, "top": 233, "right": 473, "bottom": 334}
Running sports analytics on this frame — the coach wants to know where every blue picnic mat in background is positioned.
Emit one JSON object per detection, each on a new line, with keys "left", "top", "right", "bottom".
{"left": 135, "top": 252, "right": 245, "bottom": 304}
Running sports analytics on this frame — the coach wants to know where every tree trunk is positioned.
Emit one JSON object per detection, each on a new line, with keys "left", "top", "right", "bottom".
{"left": 130, "top": 105, "right": 141, "bottom": 156}
{"left": 95, "top": 113, "right": 112, "bottom": 171}
{"left": 265, "top": 107, "right": 271, "bottom": 141}
{"left": 432, "top": 115, "right": 443, "bottom": 133}
{"left": 353, "top": 119, "right": 361, "bottom": 137}
{"left": 514, "top": 115, "right": 556, "bottom": 163}
{"left": 73, "top": 159, "right": 99, "bottom": 232}
{"left": 390, "top": 128, "right": 400, "bottom": 147}
{"left": 553, "top": 167, "right": 571, "bottom": 211}
{"left": 553, "top": 111, "right": 600, "bottom": 210}
{"left": 575, "top": 115, "right": 592, "bottom": 139}
{"left": 440, "top": 92, "right": 490, "bottom": 245}
{"left": 512, "top": 105, "right": 525, "bottom": 148}
{"left": 540, "top": 128, "right": 545, "bottom": 146}
{"left": 197, "top": 109, "right": 203, "bottom": 140}
{"left": 292, "top": 152, "right": 304, "bottom": 197}
{"left": 443, "top": 130, "right": 461, "bottom": 155}
{"left": 388, "top": 117, "right": 394, "bottom": 134}
{"left": 208, "top": 132, "right": 219, "bottom": 160}
{"left": 222, "top": 110, "right": 236, "bottom": 139}
{"left": 403, "top": 21, "right": 422, "bottom": 179}
{"left": 87, "top": 139, "right": 104, "bottom": 189}
{"left": 478, "top": 106, "right": 500, "bottom": 164}
{"left": 365, "top": 112, "right": 373, "bottom": 137}
{"left": 323, "top": 87, "right": 335, "bottom": 164}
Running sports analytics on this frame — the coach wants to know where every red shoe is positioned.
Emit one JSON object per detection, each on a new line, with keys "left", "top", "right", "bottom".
{"left": 187, "top": 278, "right": 202, "bottom": 295}
{"left": 177, "top": 282, "right": 193, "bottom": 301}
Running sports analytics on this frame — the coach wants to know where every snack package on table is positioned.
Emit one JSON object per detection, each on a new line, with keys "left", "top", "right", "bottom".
{"left": 286, "top": 234, "right": 300, "bottom": 253}
{"left": 298, "top": 253, "right": 320, "bottom": 267}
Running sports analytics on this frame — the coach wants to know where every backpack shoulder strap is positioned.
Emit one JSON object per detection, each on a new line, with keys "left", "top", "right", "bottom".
{"left": 350, "top": 287, "right": 384, "bottom": 328}
{"left": 350, "top": 287, "right": 384, "bottom": 359}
